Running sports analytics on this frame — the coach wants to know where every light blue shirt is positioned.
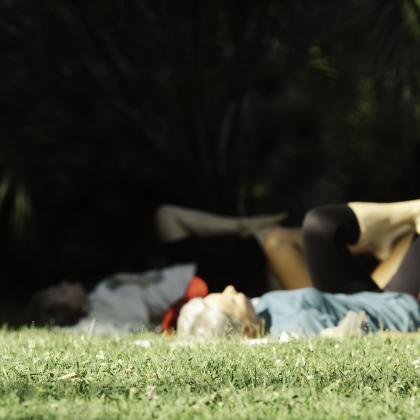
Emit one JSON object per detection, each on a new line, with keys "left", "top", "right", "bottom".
{"left": 255, "top": 288, "right": 420, "bottom": 336}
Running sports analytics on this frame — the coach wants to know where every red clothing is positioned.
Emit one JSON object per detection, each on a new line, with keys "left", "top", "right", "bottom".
{"left": 161, "top": 276, "right": 208, "bottom": 333}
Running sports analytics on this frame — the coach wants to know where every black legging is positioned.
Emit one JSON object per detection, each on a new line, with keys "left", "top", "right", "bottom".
{"left": 303, "top": 205, "right": 420, "bottom": 297}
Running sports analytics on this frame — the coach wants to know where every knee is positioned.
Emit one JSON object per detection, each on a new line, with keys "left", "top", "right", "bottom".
{"left": 154, "top": 205, "right": 182, "bottom": 241}
{"left": 263, "top": 228, "right": 300, "bottom": 252}
{"left": 263, "top": 229, "right": 285, "bottom": 251}
{"left": 303, "top": 207, "right": 337, "bottom": 241}
{"left": 155, "top": 204, "right": 183, "bottom": 229}
{"left": 155, "top": 205, "right": 175, "bottom": 223}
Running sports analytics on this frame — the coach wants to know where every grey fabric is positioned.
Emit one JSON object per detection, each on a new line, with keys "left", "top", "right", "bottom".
{"left": 76, "top": 264, "right": 196, "bottom": 333}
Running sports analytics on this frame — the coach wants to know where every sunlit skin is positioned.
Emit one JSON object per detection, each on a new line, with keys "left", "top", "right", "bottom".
{"left": 203, "top": 285, "right": 263, "bottom": 336}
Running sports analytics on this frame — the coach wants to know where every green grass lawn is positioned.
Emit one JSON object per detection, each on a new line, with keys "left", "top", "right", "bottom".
{"left": 0, "top": 329, "right": 419, "bottom": 419}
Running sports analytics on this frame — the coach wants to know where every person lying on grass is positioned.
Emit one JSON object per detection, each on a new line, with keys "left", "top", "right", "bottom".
{"left": 176, "top": 284, "right": 420, "bottom": 339}
{"left": 28, "top": 264, "right": 209, "bottom": 333}
{"left": 174, "top": 199, "right": 420, "bottom": 338}
{"left": 30, "top": 199, "right": 420, "bottom": 336}
{"left": 29, "top": 275, "right": 420, "bottom": 339}
{"left": 28, "top": 206, "right": 287, "bottom": 332}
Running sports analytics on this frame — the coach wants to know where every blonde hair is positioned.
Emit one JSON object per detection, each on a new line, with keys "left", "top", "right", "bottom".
{"left": 177, "top": 298, "right": 244, "bottom": 338}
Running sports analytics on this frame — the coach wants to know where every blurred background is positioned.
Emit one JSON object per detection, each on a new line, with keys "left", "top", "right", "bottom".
{"left": 1, "top": 0, "right": 420, "bottom": 313}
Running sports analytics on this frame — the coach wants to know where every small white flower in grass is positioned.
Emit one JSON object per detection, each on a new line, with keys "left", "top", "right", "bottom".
{"left": 133, "top": 339, "right": 152, "bottom": 348}
{"left": 412, "top": 359, "right": 420, "bottom": 369}
{"left": 128, "top": 387, "right": 138, "bottom": 399}
{"left": 275, "top": 359, "right": 282, "bottom": 366}
{"left": 145, "top": 385, "right": 157, "bottom": 400}
{"left": 58, "top": 371, "right": 78, "bottom": 380}
{"left": 279, "top": 332, "right": 290, "bottom": 343}
{"left": 96, "top": 350, "right": 106, "bottom": 360}
{"left": 295, "top": 356, "right": 306, "bottom": 367}
{"left": 170, "top": 338, "right": 209, "bottom": 348}
{"left": 242, "top": 338, "right": 270, "bottom": 346}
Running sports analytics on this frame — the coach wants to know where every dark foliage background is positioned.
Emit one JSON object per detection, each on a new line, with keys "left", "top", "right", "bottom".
{"left": 1, "top": 0, "right": 420, "bottom": 299}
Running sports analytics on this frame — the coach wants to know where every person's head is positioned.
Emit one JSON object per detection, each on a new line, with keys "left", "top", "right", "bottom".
{"left": 177, "top": 285, "right": 262, "bottom": 338}
{"left": 28, "top": 281, "right": 88, "bottom": 326}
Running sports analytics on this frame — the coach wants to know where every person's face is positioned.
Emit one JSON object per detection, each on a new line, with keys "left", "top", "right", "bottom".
{"left": 203, "top": 285, "right": 261, "bottom": 335}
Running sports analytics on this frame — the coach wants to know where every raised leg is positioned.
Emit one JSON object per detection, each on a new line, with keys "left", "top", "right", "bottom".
{"left": 348, "top": 199, "right": 420, "bottom": 260}
{"left": 262, "top": 228, "right": 312, "bottom": 289}
{"left": 155, "top": 204, "right": 287, "bottom": 242}
{"left": 303, "top": 205, "right": 379, "bottom": 293}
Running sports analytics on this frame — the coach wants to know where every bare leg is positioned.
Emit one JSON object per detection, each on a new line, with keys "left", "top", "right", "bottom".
{"left": 348, "top": 199, "right": 420, "bottom": 260}
{"left": 155, "top": 205, "right": 287, "bottom": 242}
{"left": 370, "top": 232, "right": 413, "bottom": 289}
{"left": 262, "top": 224, "right": 413, "bottom": 292}
{"left": 262, "top": 227, "right": 312, "bottom": 290}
